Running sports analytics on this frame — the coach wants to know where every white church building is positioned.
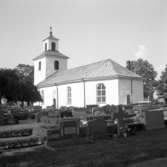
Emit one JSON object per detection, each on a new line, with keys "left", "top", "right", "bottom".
{"left": 33, "top": 28, "right": 144, "bottom": 109}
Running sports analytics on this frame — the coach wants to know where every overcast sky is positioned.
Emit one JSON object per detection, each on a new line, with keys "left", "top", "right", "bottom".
{"left": 0, "top": 0, "right": 166, "bottom": 76}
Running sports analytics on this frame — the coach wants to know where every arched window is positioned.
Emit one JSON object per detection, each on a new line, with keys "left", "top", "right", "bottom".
{"left": 51, "top": 42, "right": 56, "bottom": 51}
{"left": 96, "top": 83, "right": 106, "bottom": 103}
{"left": 45, "top": 43, "right": 47, "bottom": 51}
{"left": 38, "top": 61, "right": 41, "bottom": 71}
{"left": 67, "top": 87, "right": 72, "bottom": 105}
{"left": 54, "top": 61, "right": 59, "bottom": 70}
{"left": 40, "top": 90, "right": 44, "bottom": 104}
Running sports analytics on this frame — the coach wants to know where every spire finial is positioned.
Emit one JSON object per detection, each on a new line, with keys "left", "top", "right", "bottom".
{"left": 49, "top": 26, "right": 53, "bottom": 36}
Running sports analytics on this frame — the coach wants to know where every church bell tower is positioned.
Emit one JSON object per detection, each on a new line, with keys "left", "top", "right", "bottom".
{"left": 33, "top": 27, "right": 69, "bottom": 85}
{"left": 43, "top": 27, "right": 59, "bottom": 52}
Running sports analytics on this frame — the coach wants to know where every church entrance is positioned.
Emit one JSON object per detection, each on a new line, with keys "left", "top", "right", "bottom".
{"left": 127, "top": 94, "right": 131, "bottom": 105}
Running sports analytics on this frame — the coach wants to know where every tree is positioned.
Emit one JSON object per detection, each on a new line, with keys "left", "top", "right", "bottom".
{"left": 126, "top": 59, "right": 157, "bottom": 100}
{"left": 14, "top": 64, "right": 41, "bottom": 105}
{"left": 0, "top": 69, "right": 20, "bottom": 102}
{"left": 156, "top": 65, "right": 167, "bottom": 103}
{"left": 0, "top": 68, "right": 41, "bottom": 105}
{"left": 15, "top": 64, "right": 34, "bottom": 83}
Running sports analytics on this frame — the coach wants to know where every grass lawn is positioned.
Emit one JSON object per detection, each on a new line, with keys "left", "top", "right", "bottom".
{"left": 1, "top": 128, "right": 167, "bottom": 167}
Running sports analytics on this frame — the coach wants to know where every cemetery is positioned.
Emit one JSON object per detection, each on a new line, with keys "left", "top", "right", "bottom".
{"left": 0, "top": 0, "right": 166, "bottom": 166}
{"left": 0, "top": 102, "right": 167, "bottom": 167}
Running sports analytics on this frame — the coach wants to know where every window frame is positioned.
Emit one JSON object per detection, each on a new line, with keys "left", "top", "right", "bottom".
{"left": 41, "top": 90, "right": 44, "bottom": 104}
{"left": 67, "top": 86, "right": 72, "bottom": 105}
{"left": 54, "top": 61, "right": 59, "bottom": 70}
{"left": 96, "top": 83, "right": 106, "bottom": 104}
{"left": 38, "top": 61, "right": 41, "bottom": 71}
{"left": 51, "top": 42, "right": 56, "bottom": 51}
{"left": 45, "top": 43, "right": 47, "bottom": 51}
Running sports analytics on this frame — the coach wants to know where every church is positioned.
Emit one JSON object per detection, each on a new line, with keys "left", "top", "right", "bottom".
{"left": 33, "top": 28, "right": 144, "bottom": 109}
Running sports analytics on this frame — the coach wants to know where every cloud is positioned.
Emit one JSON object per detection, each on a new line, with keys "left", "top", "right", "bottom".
{"left": 134, "top": 45, "right": 148, "bottom": 60}
{"left": 156, "top": 64, "right": 166, "bottom": 80}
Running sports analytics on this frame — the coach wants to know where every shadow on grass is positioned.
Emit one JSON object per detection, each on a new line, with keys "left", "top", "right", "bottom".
{"left": 1, "top": 128, "right": 167, "bottom": 167}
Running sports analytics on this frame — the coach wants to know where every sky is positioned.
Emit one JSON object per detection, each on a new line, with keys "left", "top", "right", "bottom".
{"left": 0, "top": 0, "right": 167, "bottom": 78}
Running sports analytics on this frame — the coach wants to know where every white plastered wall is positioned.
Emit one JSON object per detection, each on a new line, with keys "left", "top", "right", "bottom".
{"left": 46, "top": 57, "right": 67, "bottom": 78}
{"left": 39, "top": 79, "right": 119, "bottom": 108}
{"left": 132, "top": 80, "right": 144, "bottom": 103}
{"left": 39, "top": 86, "right": 57, "bottom": 108}
{"left": 34, "top": 57, "right": 46, "bottom": 85}
{"left": 38, "top": 78, "right": 143, "bottom": 109}
{"left": 58, "top": 82, "right": 85, "bottom": 108}
{"left": 84, "top": 79, "right": 119, "bottom": 106}
{"left": 118, "top": 79, "right": 144, "bottom": 104}
{"left": 58, "top": 80, "right": 119, "bottom": 108}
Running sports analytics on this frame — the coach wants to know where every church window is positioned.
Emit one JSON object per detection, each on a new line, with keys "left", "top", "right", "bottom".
{"left": 45, "top": 43, "right": 47, "bottom": 51}
{"left": 51, "top": 42, "right": 56, "bottom": 51}
{"left": 67, "top": 87, "right": 72, "bottom": 105}
{"left": 54, "top": 61, "right": 59, "bottom": 70}
{"left": 96, "top": 83, "right": 106, "bottom": 103}
{"left": 38, "top": 61, "right": 41, "bottom": 71}
{"left": 41, "top": 90, "right": 44, "bottom": 104}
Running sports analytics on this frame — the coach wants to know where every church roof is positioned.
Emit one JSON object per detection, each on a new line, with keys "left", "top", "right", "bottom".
{"left": 43, "top": 27, "right": 59, "bottom": 41}
{"left": 42, "top": 35, "right": 59, "bottom": 41}
{"left": 37, "top": 59, "right": 142, "bottom": 88}
{"left": 33, "top": 50, "right": 69, "bottom": 61}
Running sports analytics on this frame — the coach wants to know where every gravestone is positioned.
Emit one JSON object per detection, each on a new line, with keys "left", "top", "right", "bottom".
{"left": 87, "top": 118, "right": 107, "bottom": 138}
{"left": 144, "top": 109, "right": 165, "bottom": 130}
{"left": 60, "top": 118, "right": 80, "bottom": 137}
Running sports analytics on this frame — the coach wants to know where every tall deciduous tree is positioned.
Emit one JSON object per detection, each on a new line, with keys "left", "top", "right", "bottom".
{"left": 15, "top": 64, "right": 34, "bottom": 83}
{"left": 0, "top": 69, "right": 19, "bottom": 102}
{"left": 126, "top": 59, "right": 157, "bottom": 100}
{"left": 0, "top": 68, "right": 41, "bottom": 105}
{"left": 157, "top": 65, "right": 167, "bottom": 103}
